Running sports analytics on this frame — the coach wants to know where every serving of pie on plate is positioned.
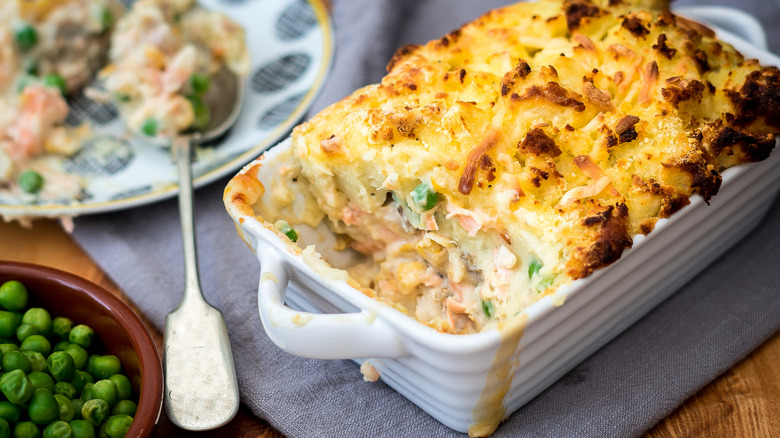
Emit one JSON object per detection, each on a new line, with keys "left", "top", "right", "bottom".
{"left": 0, "top": 0, "right": 332, "bottom": 222}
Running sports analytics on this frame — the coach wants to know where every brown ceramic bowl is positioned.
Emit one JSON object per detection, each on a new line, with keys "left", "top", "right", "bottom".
{"left": 0, "top": 261, "right": 163, "bottom": 436}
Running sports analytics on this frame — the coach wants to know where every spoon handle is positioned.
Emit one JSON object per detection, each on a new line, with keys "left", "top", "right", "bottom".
{"left": 163, "top": 136, "right": 239, "bottom": 430}
{"left": 175, "top": 136, "right": 203, "bottom": 304}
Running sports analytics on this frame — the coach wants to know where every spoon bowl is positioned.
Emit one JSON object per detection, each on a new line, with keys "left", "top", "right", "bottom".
{"left": 194, "top": 65, "right": 244, "bottom": 144}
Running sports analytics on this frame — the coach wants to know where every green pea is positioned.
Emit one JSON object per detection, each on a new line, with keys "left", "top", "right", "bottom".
{"left": 62, "top": 345, "right": 87, "bottom": 370}
{"left": 109, "top": 400, "right": 135, "bottom": 418}
{"left": 140, "top": 118, "right": 157, "bottom": 137}
{"left": 18, "top": 170, "right": 44, "bottom": 194}
{"left": 20, "top": 335, "right": 50, "bottom": 356}
{"left": 70, "top": 398, "right": 85, "bottom": 420}
{"left": 187, "top": 94, "right": 211, "bottom": 131}
{"left": 25, "top": 60, "right": 39, "bottom": 76}
{"left": 67, "top": 326, "right": 93, "bottom": 349}
{"left": 481, "top": 299, "right": 494, "bottom": 318}
{"left": 410, "top": 183, "right": 439, "bottom": 212}
{"left": 90, "top": 380, "right": 117, "bottom": 407}
{"left": 12, "top": 421, "right": 39, "bottom": 438}
{"left": 79, "top": 383, "right": 94, "bottom": 402}
{"left": 22, "top": 309, "right": 51, "bottom": 338}
{"left": 107, "top": 375, "right": 130, "bottom": 401}
{"left": 84, "top": 356, "right": 98, "bottom": 376}
{"left": 28, "top": 388, "right": 59, "bottom": 425}
{"left": 12, "top": 421, "right": 40, "bottom": 438}
{"left": 54, "top": 382, "right": 76, "bottom": 400}
{"left": 99, "top": 7, "right": 114, "bottom": 31}
{"left": 0, "top": 369, "right": 33, "bottom": 404}
{"left": 70, "top": 399, "right": 84, "bottom": 421}
{"left": 0, "top": 401, "right": 21, "bottom": 424}
{"left": 69, "top": 371, "right": 92, "bottom": 395}
{"left": 14, "top": 24, "right": 37, "bottom": 52}
{"left": 0, "top": 312, "right": 22, "bottom": 339}
{"left": 0, "top": 418, "right": 8, "bottom": 438}
{"left": 536, "top": 274, "right": 555, "bottom": 293}
{"left": 68, "top": 419, "right": 93, "bottom": 438}
{"left": 188, "top": 73, "right": 211, "bottom": 95}
{"left": 89, "top": 357, "right": 120, "bottom": 381}
{"left": 274, "top": 220, "right": 298, "bottom": 243}
{"left": 42, "top": 420, "right": 71, "bottom": 438}
{"left": 99, "top": 415, "right": 131, "bottom": 438}
{"left": 53, "top": 395, "right": 74, "bottom": 423}
{"left": 80, "top": 399, "right": 108, "bottom": 427}
{"left": 47, "top": 352, "right": 75, "bottom": 382}
{"left": 42, "top": 74, "right": 66, "bottom": 96}
{"left": 113, "top": 93, "right": 131, "bottom": 103}
{"left": 0, "top": 344, "right": 18, "bottom": 356}
{"left": 283, "top": 227, "right": 298, "bottom": 242}
{"left": 528, "top": 259, "right": 543, "bottom": 278}
{"left": 16, "top": 324, "right": 38, "bottom": 343}
{"left": 0, "top": 281, "right": 28, "bottom": 312}
{"left": 27, "top": 371, "right": 54, "bottom": 392}
{"left": 51, "top": 318, "right": 72, "bottom": 340}
{"left": 52, "top": 341, "right": 69, "bottom": 353}
{"left": 24, "top": 351, "right": 48, "bottom": 372}
{"left": 3, "top": 350, "right": 31, "bottom": 373}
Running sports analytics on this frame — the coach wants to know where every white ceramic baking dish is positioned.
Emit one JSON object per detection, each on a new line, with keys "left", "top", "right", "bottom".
{"left": 224, "top": 9, "right": 780, "bottom": 436}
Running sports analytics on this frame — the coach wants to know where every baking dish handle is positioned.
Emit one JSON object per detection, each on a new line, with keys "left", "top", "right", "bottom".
{"left": 256, "top": 251, "right": 406, "bottom": 359}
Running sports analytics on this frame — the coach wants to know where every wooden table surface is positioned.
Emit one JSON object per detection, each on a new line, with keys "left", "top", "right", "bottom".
{"left": 0, "top": 218, "right": 778, "bottom": 437}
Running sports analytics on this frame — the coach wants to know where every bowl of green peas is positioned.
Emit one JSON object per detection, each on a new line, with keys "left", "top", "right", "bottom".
{"left": 0, "top": 261, "right": 163, "bottom": 437}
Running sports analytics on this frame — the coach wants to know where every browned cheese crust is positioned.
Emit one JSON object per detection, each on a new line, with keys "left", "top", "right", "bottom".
{"left": 294, "top": 0, "right": 779, "bottom": 282}
{"left": 283, "top": 0, "right": 780, "bottom": 333}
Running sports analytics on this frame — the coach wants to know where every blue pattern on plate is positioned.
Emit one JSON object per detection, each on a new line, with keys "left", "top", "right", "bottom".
{"left": 251, "top": 53, "right": 312, "bottom": 93}
{"left": 276, "top": 0, "right": 318, "bottom": 40}
{"left": 65, "top": 92, "right": 119, "bottom": 126}
{"left": 258, "top": 92, "right": 306, "bottom": 129}
{"left": 63, "top": 136, "right": 134, "bottom": 176}
{"left": 109, "top": 185, "right": 154, "bottom": 201}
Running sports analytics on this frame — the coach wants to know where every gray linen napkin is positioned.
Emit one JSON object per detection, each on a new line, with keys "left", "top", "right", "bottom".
{"left": 72, "top": 0, "right": 780, "bottom": 436}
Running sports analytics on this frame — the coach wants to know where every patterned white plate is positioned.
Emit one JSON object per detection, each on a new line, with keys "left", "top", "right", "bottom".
{"left": 0, "top": 0, "right": 333, "bottom": 220}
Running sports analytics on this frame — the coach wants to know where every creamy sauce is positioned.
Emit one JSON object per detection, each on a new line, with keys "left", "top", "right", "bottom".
{"left": 260, "top": 271, "right": 278, "bottom": 284}
{"left": 252, "top": 144, "right": 563, "bottom": 334}
{"left": 360, "top": 360, "right": 380, "bottom": 382}
{"left": 468, "top": 313, "right": 528, "bottom": 437}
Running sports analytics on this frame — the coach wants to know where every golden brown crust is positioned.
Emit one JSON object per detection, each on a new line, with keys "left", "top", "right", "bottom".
{"left": 386, "top": 44, "right": 422, "bottom": 72}
{"left": 726, "top": 67, "right": 780, "bottom": 131}
{"left": 520, "top": 128, "right": 563, "bottom": 157}
{"left": 285, "top": 0, "right": 780, "bottom": 333}
{"left": 223, "top": 166, "right": 265, "bottom": 219}
{"left": 567, "top": 202, "right": 632, "bottom": 278}
{"left": 564, "top": 0, "right": 606, "bottom": 32}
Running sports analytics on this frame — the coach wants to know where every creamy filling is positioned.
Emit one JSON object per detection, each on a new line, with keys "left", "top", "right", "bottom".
{"left": 256, "top": 147, "right": 554, "bottom": 334}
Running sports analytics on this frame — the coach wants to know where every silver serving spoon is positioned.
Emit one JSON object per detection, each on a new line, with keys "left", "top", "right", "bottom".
{"left": 162, "top": 66, "right": 242, "bottom": 430}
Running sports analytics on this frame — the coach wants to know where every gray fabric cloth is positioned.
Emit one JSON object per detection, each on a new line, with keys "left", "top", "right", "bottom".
{"left": 71, "top": 1, "right": 780, "bottom": 437}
